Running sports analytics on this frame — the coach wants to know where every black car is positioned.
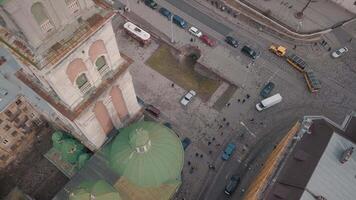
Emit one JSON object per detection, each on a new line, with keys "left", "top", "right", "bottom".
{"left": 241, "top": 45, "right": 258, "bottom": 59}
{"left": 181, "top": 137, "right": 191, "bottom": 150}
{"left": 225, "top": 36, "right": 239, "bottom": 48}
{"left": 144, "top": 0, "right": 158, "bottom": 9}
{"left": 260, "top": 82, "right": 275, "bottom": 98}
{"left": 224, "top": 175, "right": 240, "bottom": 195}
{"left": 159, "top": 7, "right": 172, "bottom": 19}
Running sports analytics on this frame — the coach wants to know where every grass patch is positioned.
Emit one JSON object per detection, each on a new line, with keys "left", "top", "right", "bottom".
{"left": 146, "top": 44, "right": 220, "bottom": 101}
{"left": 213, "top": 85, "right": 238, "bottom": 111}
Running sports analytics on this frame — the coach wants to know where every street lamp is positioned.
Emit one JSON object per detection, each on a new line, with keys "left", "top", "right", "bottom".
{"left": 170, "top": 14, "right": 174, "bottom": 43}
{"left": 240, "top": 121, "right": 256, "bottom": 138}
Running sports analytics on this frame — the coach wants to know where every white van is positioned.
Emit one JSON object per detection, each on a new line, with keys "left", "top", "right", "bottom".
{"left": 256, "top": 93, "right": 282, "bottom": 111}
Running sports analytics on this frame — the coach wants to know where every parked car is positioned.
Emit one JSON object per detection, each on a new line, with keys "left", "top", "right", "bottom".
{"left": 200, "top": 34, "right": 215, "bottom": 47}
{"left": 159, "top": 7, "right": 172, "bottom": 19}
{"left": 144, "top": 0, "right": 158, "bottom": 9}
{"left": 222, "top": 143, "right": 236, "bottom": 160}
{"left": 225, "top": 36, "right": 239, "bottom": 48}
{"left": 172, "top": 15, "right": 188, "bottom": 29}
{"left": 331, "top": 47, "right": 348, "bottom": 58}
{"left": 241, "top": 45, "right": 258, "bottom": 59}
{"left": 260, "top": 82, "right": 275, "bottom": 98}
{"left": 145, "top": 105, "right": 160, "bottom": 118}
{"left": 224, "top": 175, "right": 240, "bottom": 195}
{"left": 180, "top": 90, "right": 196, "bottom": 106}
{"left": 0, "top": 87, "right": 8, "bottom": 96}
{"left": 163, "top": 122, "right": 172, "bottom": 129}
{"left": 188, "top": 26, "right": 203, "bottom": 38}
{"left": 181, "top": 137, "right": 191, "bottom": 150}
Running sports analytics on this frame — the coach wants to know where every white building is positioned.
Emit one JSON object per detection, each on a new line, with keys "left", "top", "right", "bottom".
{"left": 0, "top": 0, "right": 141, "bottom": 150}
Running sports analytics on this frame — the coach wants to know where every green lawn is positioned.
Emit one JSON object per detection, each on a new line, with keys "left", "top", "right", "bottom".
{"left": 146, "top": 44, "right": 220, "bottom": 101}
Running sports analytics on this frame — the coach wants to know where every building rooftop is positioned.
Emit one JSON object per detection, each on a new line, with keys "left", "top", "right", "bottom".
{"left": 54, "top": 121, "right": 184, "bottom": 200}
{"left": 265, "top": 112, "right": 356, "bottom": 200}
{"left": 37, "top": 8, "right": 114, "bottom": 70}
{"left": 0, "top": 72, "right": 19, "bottom": 112}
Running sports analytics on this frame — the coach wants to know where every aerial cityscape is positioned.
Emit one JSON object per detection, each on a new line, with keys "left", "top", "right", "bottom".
{"left": 0, "top": 0, "right": 355, "bottom": 200}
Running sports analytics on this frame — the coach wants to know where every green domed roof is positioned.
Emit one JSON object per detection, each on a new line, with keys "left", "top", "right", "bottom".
{"left": 108, "top": 121, "right": 184, "bottom": 187}
{"left": 69, "top": 180, "right": 121, "bottom": 200}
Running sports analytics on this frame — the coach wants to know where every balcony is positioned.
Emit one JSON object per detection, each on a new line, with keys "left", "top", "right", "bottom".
{"left": 98, "top": 64, "right": 110, "bottom": 76}
{"left": 40, "top": 19, "right": 54, "bottom": 33}
{"left": 79, "top": 81, "right": 92, "bottom": 94}
{"left": 67, "top": 0, "right": 80, "bottom": 13}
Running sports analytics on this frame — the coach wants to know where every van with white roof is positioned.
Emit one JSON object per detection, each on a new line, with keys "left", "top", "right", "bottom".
{"left": 256, "top": 93, "right": 282, "bottom": 111}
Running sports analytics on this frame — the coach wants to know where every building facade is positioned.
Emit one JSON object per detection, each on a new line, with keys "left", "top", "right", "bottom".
{"left": 0, "top": 0, "right": 141, "bottom": 150}
{"left": 0, "top": 95, "right": 43, "bottom": 168}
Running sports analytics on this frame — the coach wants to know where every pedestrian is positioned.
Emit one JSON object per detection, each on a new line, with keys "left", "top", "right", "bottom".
{"left": 223, "top": 118, "right": 226, "bottom": 121}
{"left": 293, "top": 45, "right": 296, "bottom": 50}
{"left": 226, "top": 122, "right": 230, "bottom": 126}
{"left": 220, "top": 132, "right": 223, "bottom": 136}
{"left": 349, "top": 38, "right": 353, "bottom": 43}
{"left": 208, "top": 141, "right": 211, "bottom": 145}
{"left": 190, "top": 38, "right": 193, "bottom": 42}
{"left": 246, "top": 94, "right": 250, "bottom": 98}
{"left": 212, "top": 137, "right": 215, "bottom": 141}
{"left": 219, "top": 125, "right": 223, "bottom": 129}
{"left": 242, "top": 99, "right": 245, "bottom": 103}
{"left": 227, "top": 102, "right": 231, "bottom": 107}
{"left": 171, "top": 83, "right": 175, "bottom": 87}
{"left": 200, "top": 154, "right": 203, "bottom": 158}
{"left": 237, "top": 99, "right": 241, "bottom": 102}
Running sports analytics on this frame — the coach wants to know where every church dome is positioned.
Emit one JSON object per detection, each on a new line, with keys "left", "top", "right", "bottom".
{"left": 108, "top": 121, "right": 184, "bottom": 187}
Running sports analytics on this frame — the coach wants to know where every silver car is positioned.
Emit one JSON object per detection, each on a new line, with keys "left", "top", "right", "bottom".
{"left": 180, "top": 90, "right": 196, "bottom": 106}
{"left": 331, "top": 47, "right": 348, "bottom": 58}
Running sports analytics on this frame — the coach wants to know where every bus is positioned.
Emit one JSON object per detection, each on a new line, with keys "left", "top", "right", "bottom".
{"left": 123, "top": 21, "right": 151, "bottom": 45}
{"left": 172, "top": 15, "right": 188, "bottom": 29}
{"left": 286, "top": 53, "right": 308, "bottom": 73}
{"left": 304, "top": 69, "right": 321, "bottom": 93}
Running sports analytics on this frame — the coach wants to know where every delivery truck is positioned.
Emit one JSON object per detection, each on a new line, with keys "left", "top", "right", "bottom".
{"left": 256, "top": 93, "right": 282, "bottom": 111}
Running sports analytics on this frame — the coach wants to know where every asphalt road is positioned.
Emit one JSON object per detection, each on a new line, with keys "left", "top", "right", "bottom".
{"left": 113, "top": 1, "right": 356, "bottom": 200}
{"left": 164, "top": 0, "right": 232, "bottom": 36}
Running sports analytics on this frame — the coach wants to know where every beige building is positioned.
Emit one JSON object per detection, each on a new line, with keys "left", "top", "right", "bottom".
{"left": 0, "top": 90, "right": 43, "bottom": 168}
{"left": 0, "top": 0, "right": 141, "bottom": 150}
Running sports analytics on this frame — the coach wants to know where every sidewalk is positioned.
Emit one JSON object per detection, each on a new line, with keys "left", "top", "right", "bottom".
{"left": 230, "top": 0, "right": 354, "bottom": 33}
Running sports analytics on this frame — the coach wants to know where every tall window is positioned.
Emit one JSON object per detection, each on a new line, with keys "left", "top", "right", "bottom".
{"left": 76, "top": 74, "right": 88, "bottom": 89}
{"left": 95, "top": 56, "right": 107, "bottom": 70}
{"left": 95, "top": 56, "right": 110, "bottom": 76}
{"left": 31, "top": 2, "right": 53, "bottom": 33}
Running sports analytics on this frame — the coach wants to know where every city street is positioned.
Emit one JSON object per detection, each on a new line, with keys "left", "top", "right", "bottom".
{"left": 112, "top": 0, "right": 356, "bottom": 200}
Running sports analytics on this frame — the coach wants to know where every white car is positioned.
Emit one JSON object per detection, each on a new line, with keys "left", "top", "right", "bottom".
{"left": 180, "top": 90, "right": 197, "bottom": 106}
{"left": 331, "top": 47, "right": 348, "bottom": 58}
{"left": 188, "top": 27, "right": 202, "bottom": 38}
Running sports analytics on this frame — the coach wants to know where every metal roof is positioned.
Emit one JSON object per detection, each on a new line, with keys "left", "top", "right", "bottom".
{"left": 265, "top": 113, "right": 356, "bottom": 200}
{"left": 0, "top": 73, "right": 20, "bottom": 112}
{"left": 108, "top": 121, "right": 184, "bottom": 187}
{"left": 54, "top": 121, "right": 184, "bottom": 200}
{"left": 300, "top": 133, "right": 356, "bottom": 200}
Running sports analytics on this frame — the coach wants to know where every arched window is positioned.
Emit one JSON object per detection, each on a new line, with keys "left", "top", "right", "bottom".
{"left": 31, "top": 2, "right": 53, "bottom": 33}
{"left": 76, "top": 74, "right": 88, "bottom": 89}
{"left": 95, "top": 56, "right": 106, "bottom": 70}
